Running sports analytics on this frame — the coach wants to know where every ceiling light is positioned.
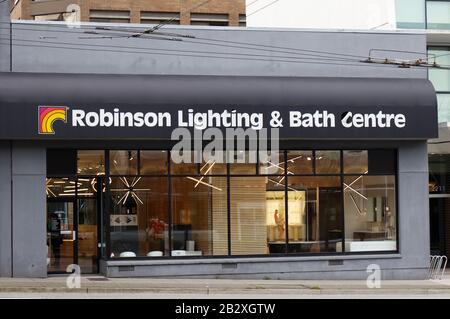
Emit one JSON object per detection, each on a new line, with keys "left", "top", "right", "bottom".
{"left": 110, "top": 177, "right": 149, "bottom": 206}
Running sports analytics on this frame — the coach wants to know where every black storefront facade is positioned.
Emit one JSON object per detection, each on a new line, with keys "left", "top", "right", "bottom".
{"left": 0, "top": 72, "right": 438, "bottom": 279}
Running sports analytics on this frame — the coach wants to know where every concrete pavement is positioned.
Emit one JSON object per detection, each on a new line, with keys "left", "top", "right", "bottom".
{"left": 0, "top": 274, "right": 450, "bottom": 297}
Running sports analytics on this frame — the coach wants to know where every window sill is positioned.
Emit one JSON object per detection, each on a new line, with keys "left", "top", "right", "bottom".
{"left": 105, "top": 253, "right": 402, "bottom": 266}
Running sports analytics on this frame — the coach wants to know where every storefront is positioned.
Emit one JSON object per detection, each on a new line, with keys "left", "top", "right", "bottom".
{"left": 0, "top": 72, "right": 438, "bottom": 279}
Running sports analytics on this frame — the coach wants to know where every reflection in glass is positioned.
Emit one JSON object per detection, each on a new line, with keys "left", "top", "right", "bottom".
{"left": 343, "top": 175, "right": 396, "bottom": 252}
{"left": 201, "top": 157, "right": 227, "bottom": 175}
{"left": 395, "top": 0, "right": 425, "bottom": 28}
{"left": 171, "top": 151, "right": 199, "bottom": 175}
{"left": 77, "top": 150, "right": 105, "bottom": 175}
{"left": 140, "top": 151, "right": 168, "bottom": 175}
{"left": 172, "top": 177, "right": 228, "bottom": 256}
{"left": 110, "top": 150, "right": 138, "bottom": 175}
{"left": 428, "top": 48, "right": 450, "bottom": 92}
{"left": 259, "top": 151, "right": 285, "bottom": 175}
{"left": 230, "top": 151, "right": 257, "bottom": 175}
{"left": 287, "top": 176, "right": 343, "bottom": 253}
{"left": 315, "top": 151, "right": 340, "bottom": 174}
{"left": 426, "top": 1, "right": 450, "bottom": 30}
{"left": 287, "top": 151, "right": 313, "bottom": 174}
{"left": 110, "top": 177, "right": 169, "bottom": 257}
{"left": 436, "top": 94, "right": 450, "bottom": 124}
{"left": 343, "top": 150, "right": 368, "bottom": 174}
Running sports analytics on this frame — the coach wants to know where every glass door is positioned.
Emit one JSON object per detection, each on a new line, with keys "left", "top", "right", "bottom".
{"left": 429, "top": 196, "right": 449, "bottom": 256}
{"left": 46, "top": 177, "right": 101, "bottom": 274}
{"left": 47, "top": 200, "right": 76, "bottom": 273}
{"left": 77, "top": 177, "right": 100, "bottom": 274}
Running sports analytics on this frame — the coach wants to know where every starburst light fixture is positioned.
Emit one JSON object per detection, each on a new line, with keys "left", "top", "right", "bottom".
{"left": 110, "top": 177, "right": 150, "bottom": 205}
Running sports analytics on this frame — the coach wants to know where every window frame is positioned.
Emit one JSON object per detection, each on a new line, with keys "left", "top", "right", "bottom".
{"left": 46, "top": 148, "right": 400, "bottom": 260}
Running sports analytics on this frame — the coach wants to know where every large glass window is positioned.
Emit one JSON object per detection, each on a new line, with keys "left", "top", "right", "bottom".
{"left": 287, "top": 176, "right": 343, "bottom": 253}
{"left": 49, "top": 149, "right": 398, "bottom": 259}
{"left": 428, "top": 47, "right": 450, "bottom": 92}
{"left": 77, "top": 150, "right": 105, "bottom": 175}
{"left": 109, "top": 177, "right": 169, "bottom": 257}
{"left": 396, "top": 0, "right": 426, "bottom": 29}
{"left": 90, "top": 10, "right": 130, "bottom": 23}
{"left": 286, "top": 151, "right": 313, "bottom": 174}
{"left": 427, "top": 1, "right": 450, "bottom": 30}
{"left": 315, "top": 150, "right": 340, "bottom": 174}
{"left": 171, "top": 151, "right": 199, "bottom": 175}
{"left": 140, "top": 151, "right": 168, "bottom": 175}
{"left": 172, "top": 176, "right": 228, "bottom": 256}
{"left": 429, "top": 47, "right": 450, "bottom": 124}
{"left": 437, "top": 94, "right": 450, "bottom": 124}
{"left": 110, "top": 150, "right": 138, "bottom": 175}
{"left": 230, "top": 151, "right": 257, "bottom": 175}
{"left": 343, "top": 176, "right": 397, "bottom": 252}
{"left": 230, "top": 176, "right": 282, "bottom": 255}
{"left": 343, "top": 150, "right": 368, "bottom": 174}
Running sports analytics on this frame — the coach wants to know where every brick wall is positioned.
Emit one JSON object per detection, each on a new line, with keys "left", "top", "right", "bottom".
{"left": 12, "top": 0, "right": 245, "bottom": 26}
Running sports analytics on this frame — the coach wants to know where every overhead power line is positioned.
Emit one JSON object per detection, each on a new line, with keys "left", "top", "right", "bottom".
{"left": 0, "top": 36, "right": 428, "bottom": 69}
{"left": 247, "top": 0, "right": 281, "bottom": 17}
{"left": 0, "top": 21, "right": 433, "bottom": 64}
{"left": 0, "top": 23, "right": 369, "bottom": 62}
{"left": 247, "top": 0, "right": 263, "bottom": 7}
{"left": 0, "top": 36, "right": 361, "bottom": 63}
{"left": 0, "top": 22, "right": 447, "bottom": 69}
{"left": 129, "top": 0, "right": 216, "bottom": 38}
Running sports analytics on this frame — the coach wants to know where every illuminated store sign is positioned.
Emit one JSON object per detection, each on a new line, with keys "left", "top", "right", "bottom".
{"left": 0, "top": 73, "right": 438, "bottom": 140}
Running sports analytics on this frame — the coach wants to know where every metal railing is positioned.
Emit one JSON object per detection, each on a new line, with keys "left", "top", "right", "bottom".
{"left": 429, "top": 255, "right": 448, "bottom": 280}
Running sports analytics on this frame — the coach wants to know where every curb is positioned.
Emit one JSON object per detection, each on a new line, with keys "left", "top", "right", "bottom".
{"left": 1, "top": 286, "right": 450, "bottom": 295}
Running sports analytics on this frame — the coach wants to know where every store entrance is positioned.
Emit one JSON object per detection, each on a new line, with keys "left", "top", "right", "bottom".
{"left": 429, "top": 196, "right": 450, "bottom": 257}
{"left": 46, "top": 178, "right": 102, "bottom": 274}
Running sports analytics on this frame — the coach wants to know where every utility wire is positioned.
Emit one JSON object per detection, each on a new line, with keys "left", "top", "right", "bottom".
{"left": 0, "top": 23, "right": 369, "bottom": 61}
{"left": 0, "top": 21, "right": 426, "bottom": 63}
{"left": 247, "top": 0, "right": 266, "bottom": 7}
{"left": 0, "top": 22, "right": 444, "bottom": 68}
{"left": 86, "top": 30, "right": 364, "bottom": 62}
{"left": 0, "top": 37, "right": 423, "bottom": 69}
{"left": 131, "top": 0, "right": 216, "bottom": 37}
{"left": 0, "top": 24, "right": 367, "bottom": 62}
{"left": 2, "top": 31, "right": 447, "bottom": 68}
{"left": 0, "top": 36, "right": 362, "bottom": 63}
{"left": 247, "top": 0, "right": 281, "bottom": 17}
{"left": 0, "top": 37, "right": 365, "bottom": 65}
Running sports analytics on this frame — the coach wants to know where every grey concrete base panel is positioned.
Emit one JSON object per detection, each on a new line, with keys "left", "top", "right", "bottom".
{"left": 104, "top": 256, "right": 428, "bottom": 280}
{"left": 0, "top": 142, "right": 11, "bottom": 276}
{"left": 11, "top": 142, "right": 46, "bottom": 278}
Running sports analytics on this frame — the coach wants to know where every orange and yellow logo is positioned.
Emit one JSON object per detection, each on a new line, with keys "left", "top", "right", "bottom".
{"left": 38, "top": 106, "right": 68, "bottom": 134}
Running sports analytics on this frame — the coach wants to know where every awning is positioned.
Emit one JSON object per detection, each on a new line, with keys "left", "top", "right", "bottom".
{"left": 0, "top": 72, "right": 438, "bottom": 140}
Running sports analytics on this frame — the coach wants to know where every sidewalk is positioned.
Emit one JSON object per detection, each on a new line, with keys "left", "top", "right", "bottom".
{"left": 1, "top": 274, "right": 450, "bottom": 296}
